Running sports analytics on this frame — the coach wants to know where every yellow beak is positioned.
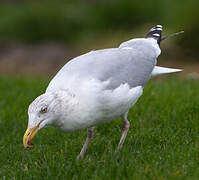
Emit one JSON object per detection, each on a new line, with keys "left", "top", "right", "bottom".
{"left": 23, "top": 124, "right": 40, "bottom": 148}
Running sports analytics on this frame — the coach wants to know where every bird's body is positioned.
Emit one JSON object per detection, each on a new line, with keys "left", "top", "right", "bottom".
{"left": 45, "top": 38, "right": 159, "bottom": 132}
{"left": 23, "top": 25, "right": 182, "bottom": 159}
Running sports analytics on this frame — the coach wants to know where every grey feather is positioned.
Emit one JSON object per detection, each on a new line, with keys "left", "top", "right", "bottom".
{"left": 54, "top": 38, "right": 160, "bottom": 90}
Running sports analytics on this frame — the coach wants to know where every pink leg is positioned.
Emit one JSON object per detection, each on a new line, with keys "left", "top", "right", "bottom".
{"left": 77, "top": 127, "right": 94, "bottom": 160}
{"left": 118, "top": 112, "right": 130, "bottom": 149}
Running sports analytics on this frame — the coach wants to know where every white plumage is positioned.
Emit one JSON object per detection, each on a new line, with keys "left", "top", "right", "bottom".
{"left": 23, "top": 25, "right": 182, "bottom": 159}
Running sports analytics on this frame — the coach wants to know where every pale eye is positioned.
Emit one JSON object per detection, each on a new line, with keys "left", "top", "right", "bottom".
{"left": 40, "top": 107, "right": 47, "bottom": 114}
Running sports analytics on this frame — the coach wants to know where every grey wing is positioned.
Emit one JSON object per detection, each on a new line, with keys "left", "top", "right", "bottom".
{"left": 57, "top": 48, "right": 157, "bottom": 89}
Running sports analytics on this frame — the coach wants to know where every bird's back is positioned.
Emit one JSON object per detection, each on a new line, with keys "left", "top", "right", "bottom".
{"left": 47, "top": 38, "right": 160, "bottom": 92}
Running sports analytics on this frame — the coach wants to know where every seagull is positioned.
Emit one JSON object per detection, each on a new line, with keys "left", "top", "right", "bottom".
{"left": 23, "top": 25, "right": 183, "bottom": 159}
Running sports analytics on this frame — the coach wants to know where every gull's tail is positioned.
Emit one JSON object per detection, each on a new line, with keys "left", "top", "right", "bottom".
{"left": 151, "top": 66, "right": 183, "bottom": 77}
{"left": 145, "top": 25, "right": 184, "bottom": 45}
{"left": 145, "top": 25, "right": 163, "bottom": 45}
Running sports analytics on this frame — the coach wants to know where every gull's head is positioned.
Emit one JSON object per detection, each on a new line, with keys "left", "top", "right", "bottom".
{"left": 23, "top": 91, "right": 72, "bottom": 148}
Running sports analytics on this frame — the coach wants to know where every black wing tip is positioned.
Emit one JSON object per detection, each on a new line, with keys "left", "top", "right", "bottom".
{"left": 145, "top": 25, "right": 163, "bottom": 44}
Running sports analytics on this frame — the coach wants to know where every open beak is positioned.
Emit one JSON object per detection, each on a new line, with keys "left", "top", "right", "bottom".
{"left": 23, "top": 123, "right": 40, "bottom": 148}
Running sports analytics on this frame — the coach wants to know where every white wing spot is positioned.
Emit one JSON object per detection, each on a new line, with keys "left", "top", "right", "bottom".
{"left": 153, "top": 33, "right": 160, "bottom": 37}
{"left": 156, "top": 28, "right": 162, "bottom": 31}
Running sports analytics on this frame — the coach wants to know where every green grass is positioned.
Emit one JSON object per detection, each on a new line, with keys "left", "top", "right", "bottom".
{"left": 0, "top": 76, "right": 199, "bottom": 179}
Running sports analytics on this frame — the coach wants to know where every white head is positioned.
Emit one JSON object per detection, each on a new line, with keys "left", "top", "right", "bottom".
{"left": 23, "top": 90, "right": 75, "bottom": 148}
{"left": 28, "top": 92, "right": 61, "bottom": 129}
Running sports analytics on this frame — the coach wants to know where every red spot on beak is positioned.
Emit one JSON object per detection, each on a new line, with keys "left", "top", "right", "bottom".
{"left": 28, "top": 139, "right": 32, "bottom": 145}
{"left": 27, "top": 139, "right": 34, "bottom": 148}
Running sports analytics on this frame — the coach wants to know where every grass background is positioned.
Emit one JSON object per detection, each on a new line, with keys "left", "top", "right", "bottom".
{"left": 0, "top": 76, "right": 199, "bottom": 179}
{"left": 0, "top": 0, "right": 198, "bottom": 53}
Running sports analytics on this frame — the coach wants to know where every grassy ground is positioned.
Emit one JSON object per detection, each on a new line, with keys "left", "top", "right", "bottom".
{"left": 0, "top": 76, "right": 199, "bottom": 179}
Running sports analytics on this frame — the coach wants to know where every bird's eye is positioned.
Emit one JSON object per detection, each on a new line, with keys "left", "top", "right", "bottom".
{"left": 40, "top": 107, "right": 47, "bottom": 113}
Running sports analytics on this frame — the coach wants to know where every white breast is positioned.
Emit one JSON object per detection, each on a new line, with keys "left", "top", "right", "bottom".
{"left": 52, "top": 78, "right": 143, "bottom": 132}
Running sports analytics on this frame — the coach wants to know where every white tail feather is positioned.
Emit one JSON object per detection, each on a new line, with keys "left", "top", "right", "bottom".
{"left": 151, "top": 66, "right": 182, "bottom": 77}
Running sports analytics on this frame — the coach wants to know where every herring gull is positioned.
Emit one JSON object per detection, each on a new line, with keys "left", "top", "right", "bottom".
{"left": 23, "top": 25, "right": 182, "bottom": 159}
